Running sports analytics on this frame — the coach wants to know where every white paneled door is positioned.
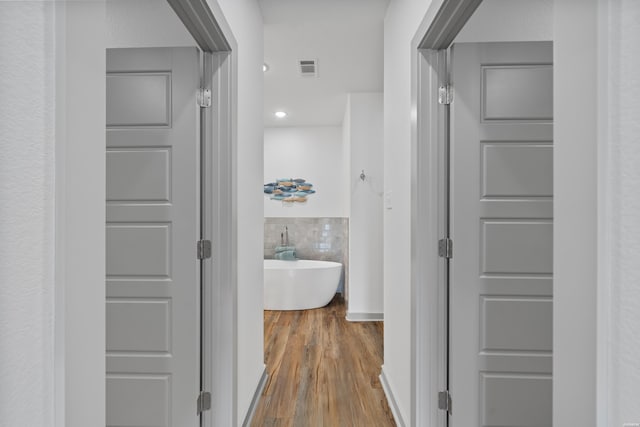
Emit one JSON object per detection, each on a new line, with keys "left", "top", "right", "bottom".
{"left": 449, "top": 42, "right": 553, "bottom": 426}
{"left": 106, "top": 47, "right": 200, "bottom": 427}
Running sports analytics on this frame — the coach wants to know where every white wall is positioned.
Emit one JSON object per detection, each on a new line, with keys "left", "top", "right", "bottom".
{"left": 554, "top": 1, "right": 598, "bottom": 426}
{"left": 209, "top": 0, "right": 265, "bottom": 424}
{"left": 342, "top": 100, "right": 352, "bottom": 220}
{"left": 106, "top": 0, "right": 194, "bottom": 48}
{"left": 383, "top": 1, "right": 435, "bottom": 423}
{"left": 58, "top": 4, "right": 108, "bottom": 426}
{"left": 264, "top": 126, "right": 347, "bottom": 218}
{"left": 0, "top": 2, "right": 57, "bottom": 425}
{"left": 455, "top": 0, "right": 552, "bottom": 43}
{"left": 345, "top": 93, "right": 384, "bottom": 318}
{"left": 600, "top": 1, "right": 640, "bottom": 425}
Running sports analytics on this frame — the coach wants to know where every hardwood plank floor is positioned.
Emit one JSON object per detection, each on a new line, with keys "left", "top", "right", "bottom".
{"left": 251, "top": 295, "right": 396, "bottom": 427}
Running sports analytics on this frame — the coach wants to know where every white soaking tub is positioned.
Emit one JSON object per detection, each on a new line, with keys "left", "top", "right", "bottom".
{"left": 264, "top": 259, "right": 342, "bottom": 310}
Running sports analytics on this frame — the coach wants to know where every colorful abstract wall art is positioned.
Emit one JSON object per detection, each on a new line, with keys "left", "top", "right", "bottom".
{"left": 264, "top": 178, "right": 315, "bottom": 205}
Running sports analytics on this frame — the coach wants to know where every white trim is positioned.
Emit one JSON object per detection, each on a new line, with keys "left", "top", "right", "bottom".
{"left": 241, "top": 366, "right": 268, "bottom": 427}
{"left": 410, "top": 2, "right": 481, "bottom": 426}
{"left": 345, "top": 312, "right": 383, "bottom": 322}
{"left": 161, "top": 2, "right": 238, "bottom": 426}
{"left": 190, "top": 0, "right": 237, "bottom": 52}
{"left": 380, "top": 366, "right": 407, "bottom": 427}
{"left": 54, "top": 2, "right": 67, "bottom": 425}
{"left": 418, "top": 0, "right": 482, "bottom": 49}
{"left": 56, "top": 2, "right": 107, "bottom": 426}
{"left": 166, "top": 0, "right": 230, "bottom": 52}
{"left": 411, "top": 47, "right": 449, "bottom": 427}
{"left": 553, "top": 1, "right": 598, "bottom": 424}
{"left": 596, "top": 0, "right": 612, "bottom": 425}
{"left": 202, "top": 49, "right": 237, "bottom": 427}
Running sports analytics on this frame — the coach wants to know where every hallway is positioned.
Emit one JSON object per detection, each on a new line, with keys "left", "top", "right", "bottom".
{"left": 4, "top": 0, "right": 635, "bottom": 425}
{"left": 251, "top": 296, "right": 395, "bottom": 426}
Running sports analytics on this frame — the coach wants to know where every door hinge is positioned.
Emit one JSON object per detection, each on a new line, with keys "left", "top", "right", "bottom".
{"left": 197, "top": 239, "right": 212, "bottom": 260}
{"left": 197, "top": 390, "right": 212, "bottom": 414}
{"left": 197, "top": 88, "right": 212, "bottom": 108}
{"left": 438, "top": 85, "right": 453, "bottom": 105}
{"left": 438, "top": 238, "right": 453, "bottom": 259}
{"left": 438, "top": 390, "right": 452, "bottom": 413}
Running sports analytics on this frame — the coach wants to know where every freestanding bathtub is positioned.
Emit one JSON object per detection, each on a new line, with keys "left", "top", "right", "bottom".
{"left": 264, "top": 259, "right": 342, "bottom": 310}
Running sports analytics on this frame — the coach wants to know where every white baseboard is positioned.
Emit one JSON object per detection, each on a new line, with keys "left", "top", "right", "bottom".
{"left": 345, "top": 311, "right": 384, "bottom": 322}
{"left": 241, "top": 366, "right": 268, "bottom": 427}
{"left": 379, "top": 365, "right": 406, "bottom": 427}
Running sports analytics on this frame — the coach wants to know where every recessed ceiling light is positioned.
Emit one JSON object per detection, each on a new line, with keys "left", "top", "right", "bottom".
{"left": 263, "top": 63, "right": 269, "bottom": 72}
{"left": 274, "top": 111, "right": 287, "bottom": 119}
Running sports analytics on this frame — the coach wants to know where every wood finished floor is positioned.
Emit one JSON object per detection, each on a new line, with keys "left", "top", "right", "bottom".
{"left": 251, "top": 295, "right": 396, "bottom": 427}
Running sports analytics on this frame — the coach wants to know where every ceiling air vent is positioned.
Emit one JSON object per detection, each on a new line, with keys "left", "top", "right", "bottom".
{"left": 299, "top": 59, "right": 318, "bottom": 77}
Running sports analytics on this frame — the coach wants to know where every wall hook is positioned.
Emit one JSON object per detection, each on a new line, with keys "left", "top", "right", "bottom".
{"left": 360, "top": 170, "right": 366, "bottom": 181}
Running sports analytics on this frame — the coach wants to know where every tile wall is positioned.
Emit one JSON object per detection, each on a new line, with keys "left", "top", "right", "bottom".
{"left": 264, "top": 217, "right": 349, "bottom": 295}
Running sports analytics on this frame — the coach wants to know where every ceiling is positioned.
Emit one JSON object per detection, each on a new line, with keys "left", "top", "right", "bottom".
{"left": 260, "top": 0, "right": 389, "bottom": 128}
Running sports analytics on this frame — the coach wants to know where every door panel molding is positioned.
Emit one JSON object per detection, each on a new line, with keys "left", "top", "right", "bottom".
{"left": 449, "top": 41, "right": 553, "bottom": 427}
{"left": 106, "top": 46, "right": 200, "bottom": 427}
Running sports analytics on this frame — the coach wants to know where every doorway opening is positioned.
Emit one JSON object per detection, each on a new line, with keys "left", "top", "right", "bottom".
{"left": 104, "top": 1, "right": 235, "bottom": 425}
{"left": 256, "top": 0, "right": 390, "bottom": 424}
{"left": 412, "top": 1, "right": 554, "bottom": 425}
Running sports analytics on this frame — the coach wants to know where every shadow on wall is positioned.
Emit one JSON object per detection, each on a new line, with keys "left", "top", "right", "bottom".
{"left": 264, "top": 217, "right": 349, "bottom": 295}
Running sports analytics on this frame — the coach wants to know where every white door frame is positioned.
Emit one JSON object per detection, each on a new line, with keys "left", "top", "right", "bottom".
{"left": 412, "top": 2, "right": 609, "bottom": 426}
{"left": 166, "top": 2, "right": 238, "bottom": 425}
{"left": 200, "top": 50, "right": 237, "bottom": 427}
{"left": 410, "top": 1, "right": 482, "bottom": 425}
{"left": 54, "top": 1, "right": 238, "bottom": 425}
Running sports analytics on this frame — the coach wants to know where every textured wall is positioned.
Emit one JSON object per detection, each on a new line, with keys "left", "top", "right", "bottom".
{"left": 0, "top": 3, "right": 55, "bottom": 425}
{"left": 605, "top": 0, "right": 640, "bottom": 424}
{"left": 264, "top": 218, "right": 349, "bottom": 295}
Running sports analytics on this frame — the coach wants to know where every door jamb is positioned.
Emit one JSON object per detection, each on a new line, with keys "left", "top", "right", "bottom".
{"left": 410, "top": 1, "right": 482, "bottom": 425}
{"left": 201, "top": 50, "right": 237, "bottom": 427}
{"left": 166, "top": 2, "right": 238, "bottom": 426}
{"left": 411, "top": 47, "right": 448, "bottom": 427}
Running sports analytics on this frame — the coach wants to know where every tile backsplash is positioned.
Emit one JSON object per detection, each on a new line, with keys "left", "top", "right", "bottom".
{"left": 264, "top": 217, "right": 349, "bottom": 295}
